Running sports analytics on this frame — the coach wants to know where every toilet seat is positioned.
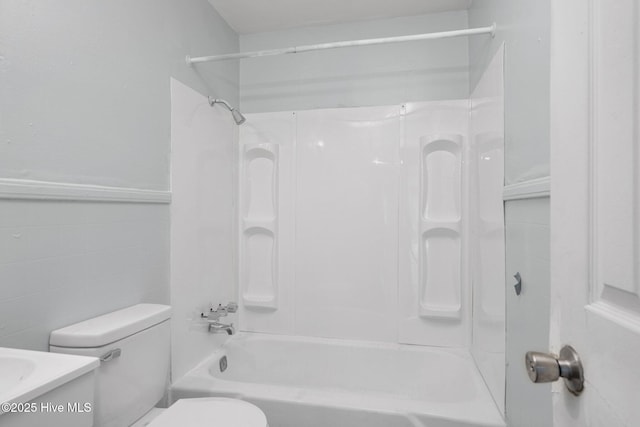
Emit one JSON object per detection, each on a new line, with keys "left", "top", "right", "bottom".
{"left": 146, "top": 398, "right": 268, "bottom": 427}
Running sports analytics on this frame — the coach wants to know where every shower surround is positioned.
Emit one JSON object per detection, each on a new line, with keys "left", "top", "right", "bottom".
{"left": 238, "top": 101, "right": 471, "bottom": 347}
{"left": 170, "top": 46, "right": 505, "bottom": 427}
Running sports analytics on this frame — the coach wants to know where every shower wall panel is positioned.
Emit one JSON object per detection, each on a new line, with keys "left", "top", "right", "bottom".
{"left": 170, "top": 79, "right": 235, "bottom": 380}
{"left": 294, "top": 106, "right": 400, "bottom": 342}
{"left": 470, "top": 46, "right": 505, "bottom": 415}
{"left": 239, "top": 102, "right": 471, "bottom": 345}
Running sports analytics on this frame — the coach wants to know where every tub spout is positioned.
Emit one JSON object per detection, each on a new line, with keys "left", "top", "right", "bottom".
{"left": 208, "top": 321, "right": 235, "bottom": 335}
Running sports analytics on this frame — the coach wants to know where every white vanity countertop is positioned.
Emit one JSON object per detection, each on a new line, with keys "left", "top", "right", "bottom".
{"left": 0, "top": 347, "right": 99, "bottom": 410}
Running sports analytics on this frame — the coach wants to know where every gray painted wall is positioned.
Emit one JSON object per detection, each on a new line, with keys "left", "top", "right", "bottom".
{"left": 0, "top": 0, "right": 238, "bottom": 189}
{"left": 0, "top": 200, "right": 170, "bottom": 351}
{"left": 469, "top": 1, "right": 550, "bottom": 185}
{"left": 505, "top": 197, "right": 551, "bottom": 427}
{"left": 0, "top": 0, "right": 239, "bottom": 351}
{"left": 239, "top": 11, "right": 469, "bottom": 113}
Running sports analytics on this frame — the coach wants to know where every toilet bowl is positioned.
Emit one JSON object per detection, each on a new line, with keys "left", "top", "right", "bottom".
{"left": 142, "top": 398, "right": 267, "bottom": 427}
{"left": 49, "top": 304, "right": 267, "bottom": 427}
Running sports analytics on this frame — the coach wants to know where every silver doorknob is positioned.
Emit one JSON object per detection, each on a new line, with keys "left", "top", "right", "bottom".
{"left": 525, "top": 345, "right": 584, "bottom": 395}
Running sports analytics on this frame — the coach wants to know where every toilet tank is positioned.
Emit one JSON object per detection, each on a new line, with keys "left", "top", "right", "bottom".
{"left": 50, "top": 304, "right": 171, "bottom": 427}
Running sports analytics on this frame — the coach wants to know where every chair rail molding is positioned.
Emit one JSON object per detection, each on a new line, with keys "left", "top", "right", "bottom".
{"left": 0, "top": 178, "right": 171, "bottom": 203}
{"left": 503, "top": 176, "right": 550, "bottom": 201}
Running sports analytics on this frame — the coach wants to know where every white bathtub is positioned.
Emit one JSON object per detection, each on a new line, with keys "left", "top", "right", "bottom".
{"left": 171, "top": 333, "right": 504, "bottom": 427}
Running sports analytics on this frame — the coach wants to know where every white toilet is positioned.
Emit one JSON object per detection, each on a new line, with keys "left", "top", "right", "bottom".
{"left": 49, "top": 304, "right": 268, "bottom": 427}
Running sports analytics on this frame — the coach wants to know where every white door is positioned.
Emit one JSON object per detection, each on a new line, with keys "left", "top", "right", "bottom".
{"left": 550, "top": 0, "right": 640, "bottom": 425}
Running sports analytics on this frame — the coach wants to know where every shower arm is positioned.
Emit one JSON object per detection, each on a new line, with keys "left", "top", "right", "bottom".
{"left": 208, "top": 97, "right": 233, "bottom": 111}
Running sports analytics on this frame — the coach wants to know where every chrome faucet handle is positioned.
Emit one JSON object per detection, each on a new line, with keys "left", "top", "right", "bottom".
{"left": 216, "top": 304, "right": 228, "bottom": 316}
{"left": 201, "top": 307, "right": 222, "bottom": 320}
{"left": 201, "top": 302, "right": 237, "bottom": 320}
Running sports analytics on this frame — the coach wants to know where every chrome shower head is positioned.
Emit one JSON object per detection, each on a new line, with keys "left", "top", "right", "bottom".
{"left": 231, "top": 109, "right": 246, "bottom": 125}
{"left": 208, "top": 97, "right": 246, "bottom": 125}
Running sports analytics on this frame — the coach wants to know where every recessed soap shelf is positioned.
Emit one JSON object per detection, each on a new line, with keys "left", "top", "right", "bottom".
{"left": 418, "top": 134, "right": 463, "bottom": 320}
{"left": 240, "top": 143, "right": 280, "bottom": 311}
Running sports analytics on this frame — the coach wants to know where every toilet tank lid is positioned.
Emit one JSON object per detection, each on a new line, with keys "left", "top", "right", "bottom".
{"left": 50, "top": 304, "right": 171, "bottom": 348}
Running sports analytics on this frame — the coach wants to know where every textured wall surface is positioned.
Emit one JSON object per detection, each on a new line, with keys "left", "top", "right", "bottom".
{"left": 505, "top": 198, "right": 551, "bottom": 426}
{"left": 469, "top": 0, "right": 550, "bottom": 185}
{"left": 0, "top": 199, "right": 170, "bottom": 350}
{"left": 240, "top": 11, "right": 470, "bottom": 113}
{"left": 0, "top": 0, "right": 238, "bottom": 189}
{"left": 0, "top": 0, "right": 239, "bottom": 351}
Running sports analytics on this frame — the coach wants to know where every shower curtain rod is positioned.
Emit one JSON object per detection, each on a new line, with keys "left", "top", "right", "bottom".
{"left": 186, "top": 23, "right": 496, "bottom": 65}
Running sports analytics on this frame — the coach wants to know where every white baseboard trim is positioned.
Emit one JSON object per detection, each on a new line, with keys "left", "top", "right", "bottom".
{"left": 0, "top": 178, "right": 171, "bottom": 203}
{"left": 503, "top": 176, "right": 550, "bottom": 201}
